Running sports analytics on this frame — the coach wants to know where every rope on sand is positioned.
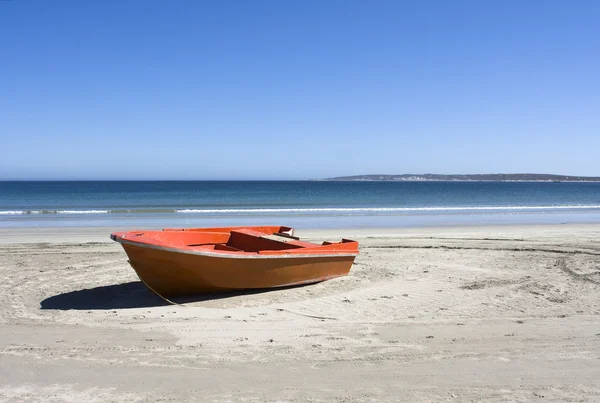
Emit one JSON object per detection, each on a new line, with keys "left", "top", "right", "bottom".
{"left": 129, "top": 261, "right": 339, "bottom": 319}
{"left": 276, "top": 308, "right": 338, "bottom": 320}
{"left": 129, "top": 261, "right": 185, "bottom": 306}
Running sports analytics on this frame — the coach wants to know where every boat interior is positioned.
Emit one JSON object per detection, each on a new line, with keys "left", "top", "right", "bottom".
{"left": 111, "top": 226, "right": 358, "bottom": 255}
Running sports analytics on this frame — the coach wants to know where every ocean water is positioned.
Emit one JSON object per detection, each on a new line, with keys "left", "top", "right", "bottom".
{"left": 1, "top": 181, "right": 600, "bottom": 229}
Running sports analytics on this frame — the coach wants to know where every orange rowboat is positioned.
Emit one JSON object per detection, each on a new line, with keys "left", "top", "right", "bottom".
{"left": 111, "top": 226, "right": 359, "bottom": 298}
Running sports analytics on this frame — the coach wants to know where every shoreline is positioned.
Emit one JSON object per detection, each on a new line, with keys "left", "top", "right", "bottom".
{"left": 2, "top": 222, "right": 600, "bottom": 244}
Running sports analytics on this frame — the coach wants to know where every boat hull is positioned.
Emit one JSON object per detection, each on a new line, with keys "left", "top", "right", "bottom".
{"left": 122, "top": 242, "right": 356, "bottom": 297}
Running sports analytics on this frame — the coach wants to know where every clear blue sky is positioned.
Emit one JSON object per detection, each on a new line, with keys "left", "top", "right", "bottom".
{"left": 1, "top": 0, "right": 599, "bottom": 180}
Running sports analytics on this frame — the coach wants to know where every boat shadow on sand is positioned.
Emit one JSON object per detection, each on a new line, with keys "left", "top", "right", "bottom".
{"left": 40, "top": 281, "right": 300, "bottom": 310}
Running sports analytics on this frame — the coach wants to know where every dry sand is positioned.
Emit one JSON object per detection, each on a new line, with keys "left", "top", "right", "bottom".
{"left": 1, "top": 224, "right": 599, "bottom": 402}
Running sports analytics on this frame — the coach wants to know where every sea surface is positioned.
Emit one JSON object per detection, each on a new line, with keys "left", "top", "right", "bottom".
{"left": 2, "top": 181, "right": 600, "bottom": 229}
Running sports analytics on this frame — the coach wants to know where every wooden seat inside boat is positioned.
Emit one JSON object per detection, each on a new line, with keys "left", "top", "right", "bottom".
{"left": 226, "top": 228, "right": 319, "bottom": 252}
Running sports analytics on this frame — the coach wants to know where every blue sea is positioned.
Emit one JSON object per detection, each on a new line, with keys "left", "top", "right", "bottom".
{"left": 2, "top": 181, "right": 600, "bottom": 229}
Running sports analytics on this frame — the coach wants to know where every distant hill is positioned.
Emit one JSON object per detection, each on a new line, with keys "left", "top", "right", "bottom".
{"left": 322, "top": 174, "right": 600, "bottom": 182}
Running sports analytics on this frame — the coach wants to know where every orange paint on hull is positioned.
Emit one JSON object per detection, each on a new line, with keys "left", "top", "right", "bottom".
{"left": 111, "top": 226, "right": 358, "bottom": 298}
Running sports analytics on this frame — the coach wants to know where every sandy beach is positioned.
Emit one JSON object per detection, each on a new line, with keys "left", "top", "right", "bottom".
{"left": 1, "top": 224, "right": 599, "bottom": 402}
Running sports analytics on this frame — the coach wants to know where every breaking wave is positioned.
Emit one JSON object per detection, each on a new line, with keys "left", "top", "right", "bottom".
{"left": 0, "top": 210, "right": 109, "bottom": 215}
{"left": 175, "top": 205, "right": 600, "bottom": 213}
{"left": 2, "top": 205, "right": 600, "bottom": 216}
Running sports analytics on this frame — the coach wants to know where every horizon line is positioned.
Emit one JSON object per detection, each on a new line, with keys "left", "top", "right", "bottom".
{"left": 2, "top": 172, "right": 600, "bottom": 182}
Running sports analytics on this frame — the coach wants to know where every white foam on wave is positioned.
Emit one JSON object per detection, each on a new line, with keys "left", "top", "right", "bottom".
{"left": 0, "top": 210, "right": 109, "bottom": 215}
{"left": 175, "top": 205, "right": 600, "bottom": 214}
{"left": 2, "top": 205, "right": 600, "bottom": 216}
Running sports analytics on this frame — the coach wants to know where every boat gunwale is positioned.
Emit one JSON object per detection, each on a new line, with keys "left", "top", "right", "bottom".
{"left": 113, "top": 237, "right": 359, "bottom": 260}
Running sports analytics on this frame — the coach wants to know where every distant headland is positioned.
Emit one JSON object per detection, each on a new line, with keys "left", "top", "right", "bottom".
{"left": 321, "top": 174, "right": 600, "bottom": 182}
